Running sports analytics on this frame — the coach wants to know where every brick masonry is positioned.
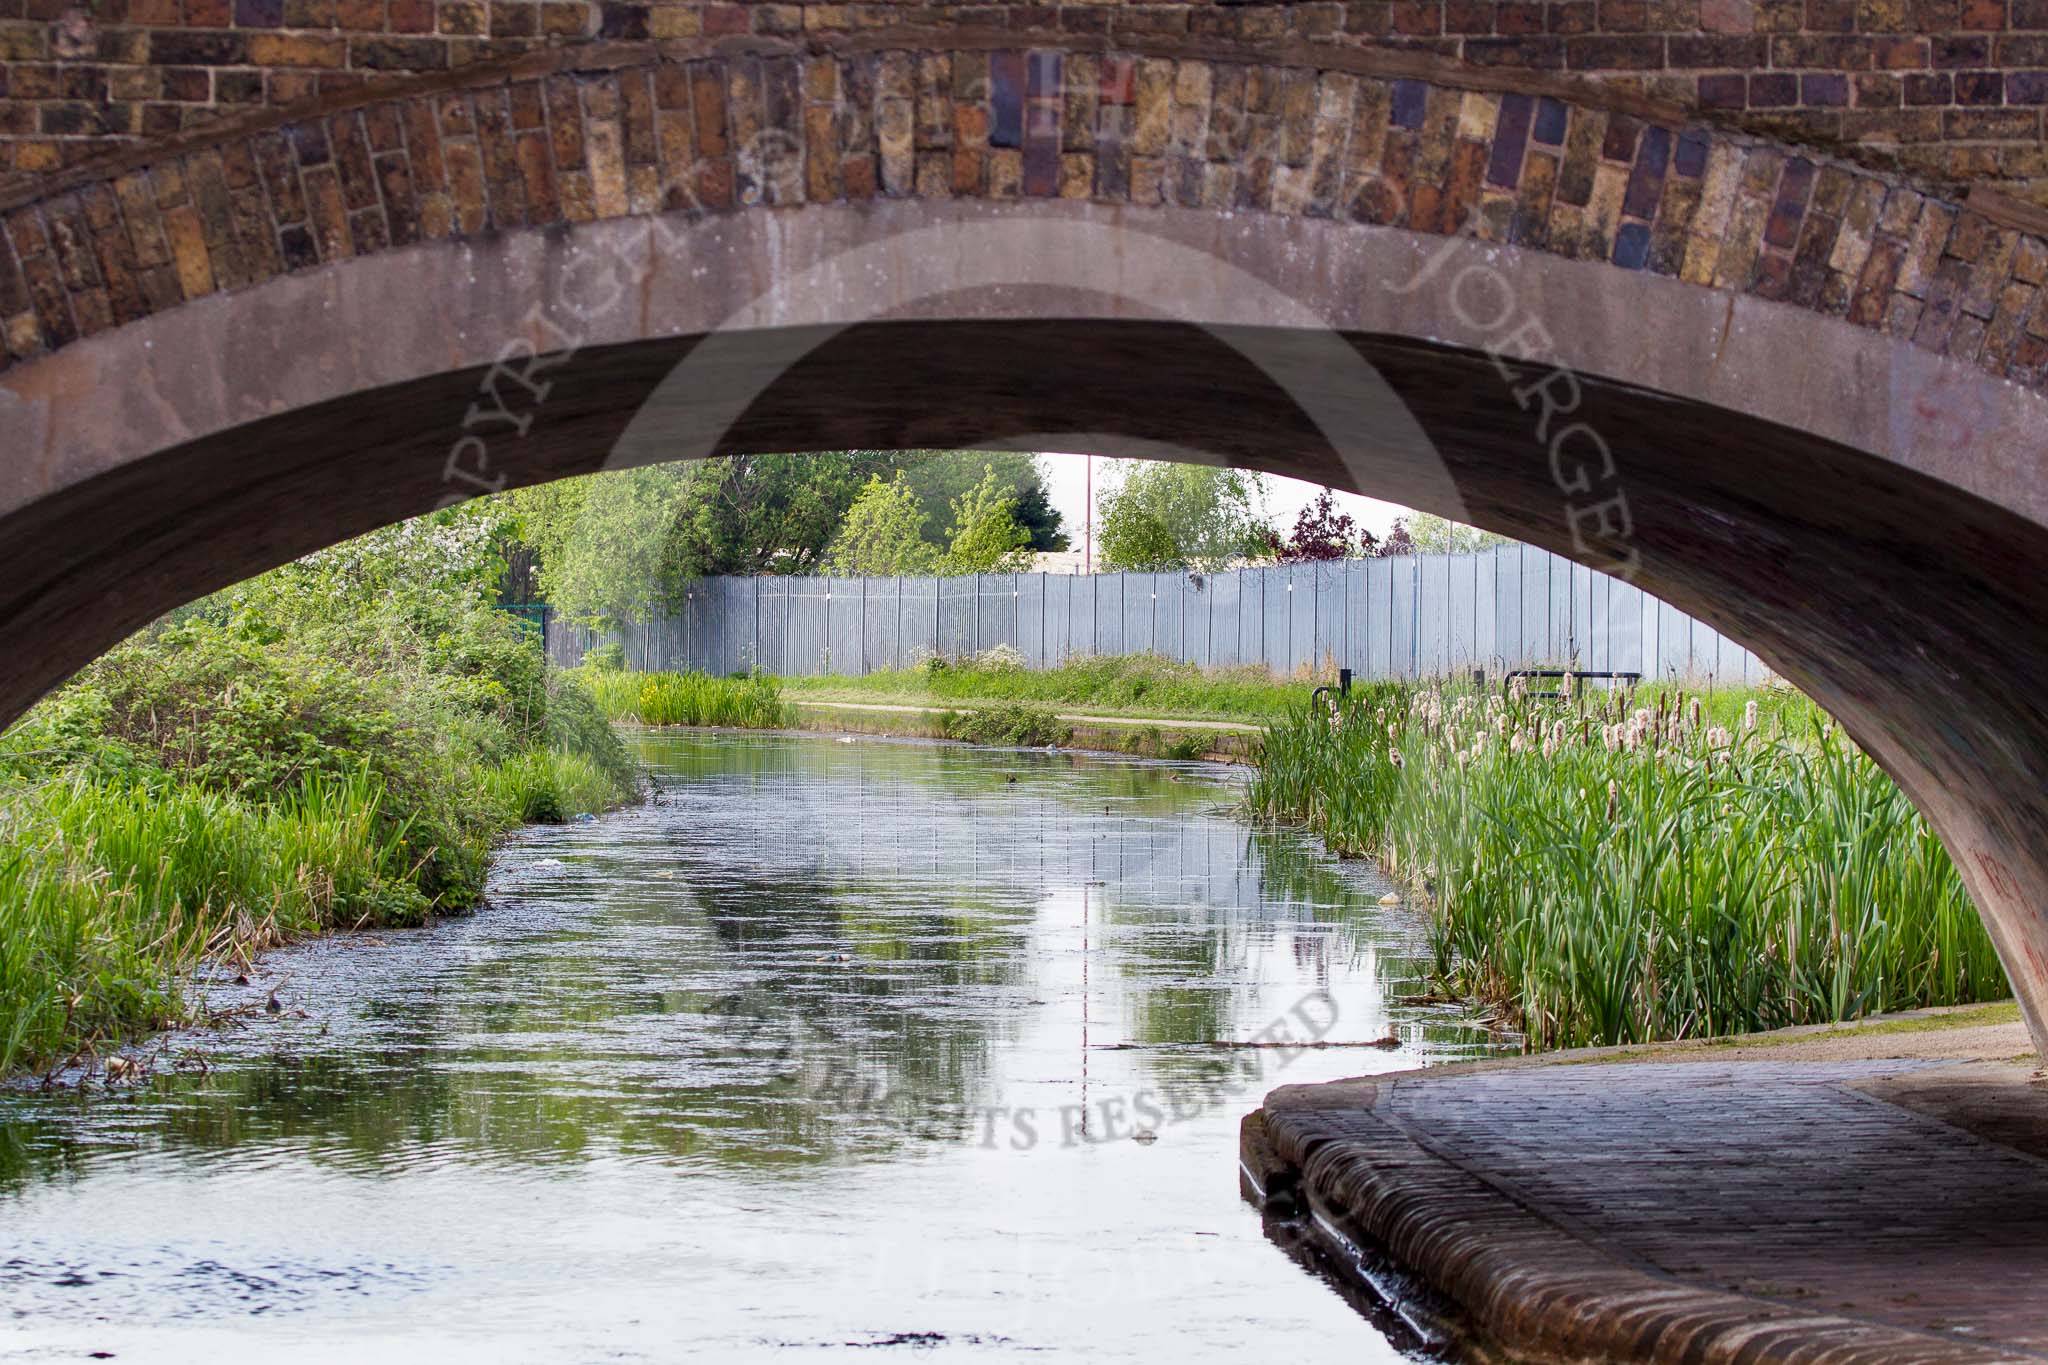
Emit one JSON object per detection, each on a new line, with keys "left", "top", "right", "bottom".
{"left": 1251, "top": 1059, "right": 2048, "bottom": 1363}
{"left": 3, "top": 29, "right": 2047, "bottom": 401}
{"left": 11, "top": 0, "right": 2048, "bottom": 202}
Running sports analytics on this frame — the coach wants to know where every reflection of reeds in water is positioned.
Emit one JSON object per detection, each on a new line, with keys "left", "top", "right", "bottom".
{"left": 1247, "top": 680, "right": 2006, "bottom": 1050}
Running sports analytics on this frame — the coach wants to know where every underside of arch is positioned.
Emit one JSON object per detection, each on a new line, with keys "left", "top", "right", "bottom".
{"left": 3, "top": 199, "right": 2047, "bottom": 1056}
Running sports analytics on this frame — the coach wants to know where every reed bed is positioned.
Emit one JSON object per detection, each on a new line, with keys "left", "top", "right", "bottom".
{"left": 1247, "top": 681, "right": 2006, "bottom": 1049}
{"left": 0, "top": 768, "right": 433, "bottom": 1074}
{"left": 582, "top": 669, "right": 793, "bottom": 730}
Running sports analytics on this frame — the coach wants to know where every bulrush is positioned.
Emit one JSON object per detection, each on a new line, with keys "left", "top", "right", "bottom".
{"left": 1247, "top": 680, "right": 2004, "bottom": 1051}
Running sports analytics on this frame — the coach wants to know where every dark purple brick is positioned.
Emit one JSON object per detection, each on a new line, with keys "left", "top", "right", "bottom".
{"left": 990, "top": 51, "right": 1026, "bottom": 150}
{"left": 1602, "top": 113, "right": 1640, "bottom": 161}
{"left": 1027, "top": 50, "right": 1061, "bottom": 98}
{"left": 1488, "top": 93, "right": 1535, "bottom": 188}
{"left": 1674, "top": 129, "right": 1709, "bottom": 178}
{"left": 1622, "top": 124, "right": 1669, "bottom": 219}
{"left": 1802, "top": 73, "right": 1850, "bottom": 106}
{"left": 1956, "top": 70, "right": 2006, "bottom": 103}
{"left": 1700, "top": 74, "right": 1746, "bottom": 108}
{"left": 2011, "top": 70, "right": 2048, "bottom": 101}
{"left": 1612, "top": 220, "right": 1652, "bottom": 269}
{"left": 1765, "top": 158, "right": 1816, "bottom": 250}
{"left": 1751, "top": 73, "right": 1799, "bottom": 107}
{"left": 234, "top": 0, "right": 282, "bottom": 25}
{"left": 1533, "top": 96, "right": 1568, "bottom": 144}
{"left": 1392, "top": 79, "right": 1429, "bottom": 129}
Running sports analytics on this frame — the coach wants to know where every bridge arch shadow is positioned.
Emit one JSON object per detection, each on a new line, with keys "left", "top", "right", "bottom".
{"left": 5, "top": 198, "right": 2048, "bottom": 1051}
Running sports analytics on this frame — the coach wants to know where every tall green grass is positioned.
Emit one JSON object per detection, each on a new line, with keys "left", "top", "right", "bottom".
{"left": 480, "top": 747, "right": 633, "bottom": 824}
{"left": 581, "top": 669, "right": 793, "bottom": 729}
{"left": 0, "top": 768, "right": 432, "bottom": 1074}
{"left": 779, "top": 651, "right": 1306, "bottom": 722}
{"left": 1248, "top": 682, "right": 2006, "bottom": 1049}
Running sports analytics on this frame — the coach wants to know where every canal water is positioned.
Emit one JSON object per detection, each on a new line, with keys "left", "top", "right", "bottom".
{"left": 0, "top": 732, "right": 1501, "bottom": 1363}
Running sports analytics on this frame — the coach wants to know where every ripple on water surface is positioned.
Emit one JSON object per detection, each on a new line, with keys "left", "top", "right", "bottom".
{"left": 0, "top": 732, "right": 1504, "bottom": 1363}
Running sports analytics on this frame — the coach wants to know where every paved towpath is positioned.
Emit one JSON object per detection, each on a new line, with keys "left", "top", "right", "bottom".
{"left": 1250, "top": 1041, "right": 2048, "bottom": 1363}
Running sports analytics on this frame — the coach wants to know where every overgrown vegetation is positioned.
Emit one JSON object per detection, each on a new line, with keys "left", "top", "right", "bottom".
{"left": 940, "top": 702, "right": 1072, "bottom": 748}
{"left": 0, "top": 508, "right": 637, "bottom": 1076}
{"left": 1248, "top": 680, "right": 2007, "bottom": 1050}
{"left": 581, "top": 669, "right": 794, "bottom": 730}
{"left": 781, "top": 651, "right": 1305, "bottom": 723}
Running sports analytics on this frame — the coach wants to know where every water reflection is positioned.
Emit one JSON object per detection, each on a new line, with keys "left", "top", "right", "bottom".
{"left": 0, "top": 733, "right": 1503, "bottom": 1363}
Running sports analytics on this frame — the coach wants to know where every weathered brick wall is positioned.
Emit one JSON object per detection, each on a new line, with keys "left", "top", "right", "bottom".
{"left": 5, "top": 37, "right": 2046, "bottom": 392}
{"left": 6, "top": 0, "right": 2048, "bottom": 202}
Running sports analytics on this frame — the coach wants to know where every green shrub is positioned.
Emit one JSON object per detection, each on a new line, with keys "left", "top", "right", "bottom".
{"left": 583, "top": 642, "right": 627, "bottom": 672}
{"left": 942, "top": 702, "right": 1071, "bottom": 748}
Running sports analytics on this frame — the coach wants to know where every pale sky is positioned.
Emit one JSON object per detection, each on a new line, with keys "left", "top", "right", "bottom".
{"left": 1035, "top": 452, "right": 1410, "bottom": 558}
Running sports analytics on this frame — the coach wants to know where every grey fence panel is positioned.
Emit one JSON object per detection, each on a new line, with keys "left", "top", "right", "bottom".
{"left": 1236, "top": 567, "right": 1263, "bottom": 666}
{"left": 1364, "top": 556, "right": 1393, "bottom": 678}
{"left": 1490, "top": 545, "right": 1520, "bottom": 667}
{"left": 788, "top": 580, "right": 831, "bottom": 677}
{"left": 1071, "top": 574, "right": 1099, "bottom": 660}
{"left": 1018, "top": 574, "right": 1048, "bottom": 668}
{"left": 749, "top": 580, "right": 777, "bottom": 675}
{"left": 1206, "top": 570, "right": 1238, "bottom": 668}
{"left": 1281, "top": 566, "right": 1309, "bottom": 673}
{"left": 862, "top": 578, "right": 899, "bottom": 672}
{"left": 1312, "top": 561, "right": 1345, "bottom": 672}
{"left": 901, "top": 577, "right": 940, "bottom": 663}
{"left": 1256, "top": 569, "right": 1288, "bottom": 675}
{"left": 1040, "top": 576, "right": 1066, "bottom": 665}
{"left": 1184, "top": 574, "right": 1211, "bottom": 667}
{"left": 1388, "top": 556, "right": 1418, "bottom": 679}
{"left": 1655, "top": 598, "right": 1691, "bottom": 680}
{"left": 1472, "top": 551, "right": 1497, "bottom": 669}
{"left": 551, "top": 551, "right": 1774, "bottom": 687}
{"left": 976, "top": 574, "right": 1018, "bottom": 654}
{"left": 937, "top": 576, "right": 975, "bottom": 657}
{"left": 1415, "top": 553, "right": 1446, "bottom": 677}
{"left": 826, "top": 577, "right": 865, "bottom": 674}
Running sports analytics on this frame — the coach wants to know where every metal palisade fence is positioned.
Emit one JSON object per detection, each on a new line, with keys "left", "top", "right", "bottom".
{"left": 544, "top": 543, "right": 1771, "bottom": 685}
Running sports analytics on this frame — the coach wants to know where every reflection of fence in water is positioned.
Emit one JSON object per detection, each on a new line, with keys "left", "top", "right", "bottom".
{"left": 550, "top": 544, "right": 1770, "bottom": 686}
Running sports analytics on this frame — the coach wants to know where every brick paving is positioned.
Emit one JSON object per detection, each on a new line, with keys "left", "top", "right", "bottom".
{"left": 1250, "top": 1059, "right": 2048, "bottom": 1363}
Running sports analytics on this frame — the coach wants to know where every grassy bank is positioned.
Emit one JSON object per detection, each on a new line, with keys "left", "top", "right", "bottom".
{"left": 1248, "top": 681, "right": 2006, "bottom": 1049}
{"left": 580, "top": 668, "right": 794, "bottom": 729}
{"left": 779, "top": 651, "right": 1306, "bottom": 724}
{"left": 0, "top": 518, "right": 637, "bottom": 1077}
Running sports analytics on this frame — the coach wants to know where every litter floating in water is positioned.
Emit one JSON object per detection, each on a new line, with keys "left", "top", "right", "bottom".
{"left": 1378, "top": 892, "right": 1401, "bottom": 907}
{"left": 532, "top": 858, "right": 567, "bottom": 871}
{"left": 574, "top": 813, "right": 598, "bottom": 823}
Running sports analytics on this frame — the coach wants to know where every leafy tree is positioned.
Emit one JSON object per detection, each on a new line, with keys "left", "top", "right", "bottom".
{"left": 938, "top": 466, "right": 1034, "bottom": 575}
{"left": 1403, "top": 512, "right": 1508, "bottom": 554}
{"left": 824, "top": 475, "right": 941, "bottom": 576}
{"left": 513, "top": 464, "right": 691, "bottom": 629}
{"left": 1378, "top": 518, "right": 1417, "bottom": 557}
{"left": 665, "top": 452, "right": 893, "bottom": 577}
{"left": 892, "top": 450, "right": 1067, "bottom": 552}
{"left": 1269, "top": 488, "right": 1374, "bottom": 562}
{"left": 1095, "top": 461, "right": 1269, "bottom": 573}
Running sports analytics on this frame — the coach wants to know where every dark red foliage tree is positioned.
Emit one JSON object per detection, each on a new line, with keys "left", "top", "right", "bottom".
{"left": 1274, "top": 489, "right": 1365, "bottom": 562}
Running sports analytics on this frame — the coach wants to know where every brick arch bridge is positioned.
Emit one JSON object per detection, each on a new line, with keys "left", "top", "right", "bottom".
{"left": 5, "top": 15, "right": 2048, "bottom": 1051}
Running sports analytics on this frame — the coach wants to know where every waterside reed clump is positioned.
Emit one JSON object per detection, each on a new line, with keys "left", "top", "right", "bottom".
{"left": 1247, "top": 680, "right": 2006, "bottom": 1049}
